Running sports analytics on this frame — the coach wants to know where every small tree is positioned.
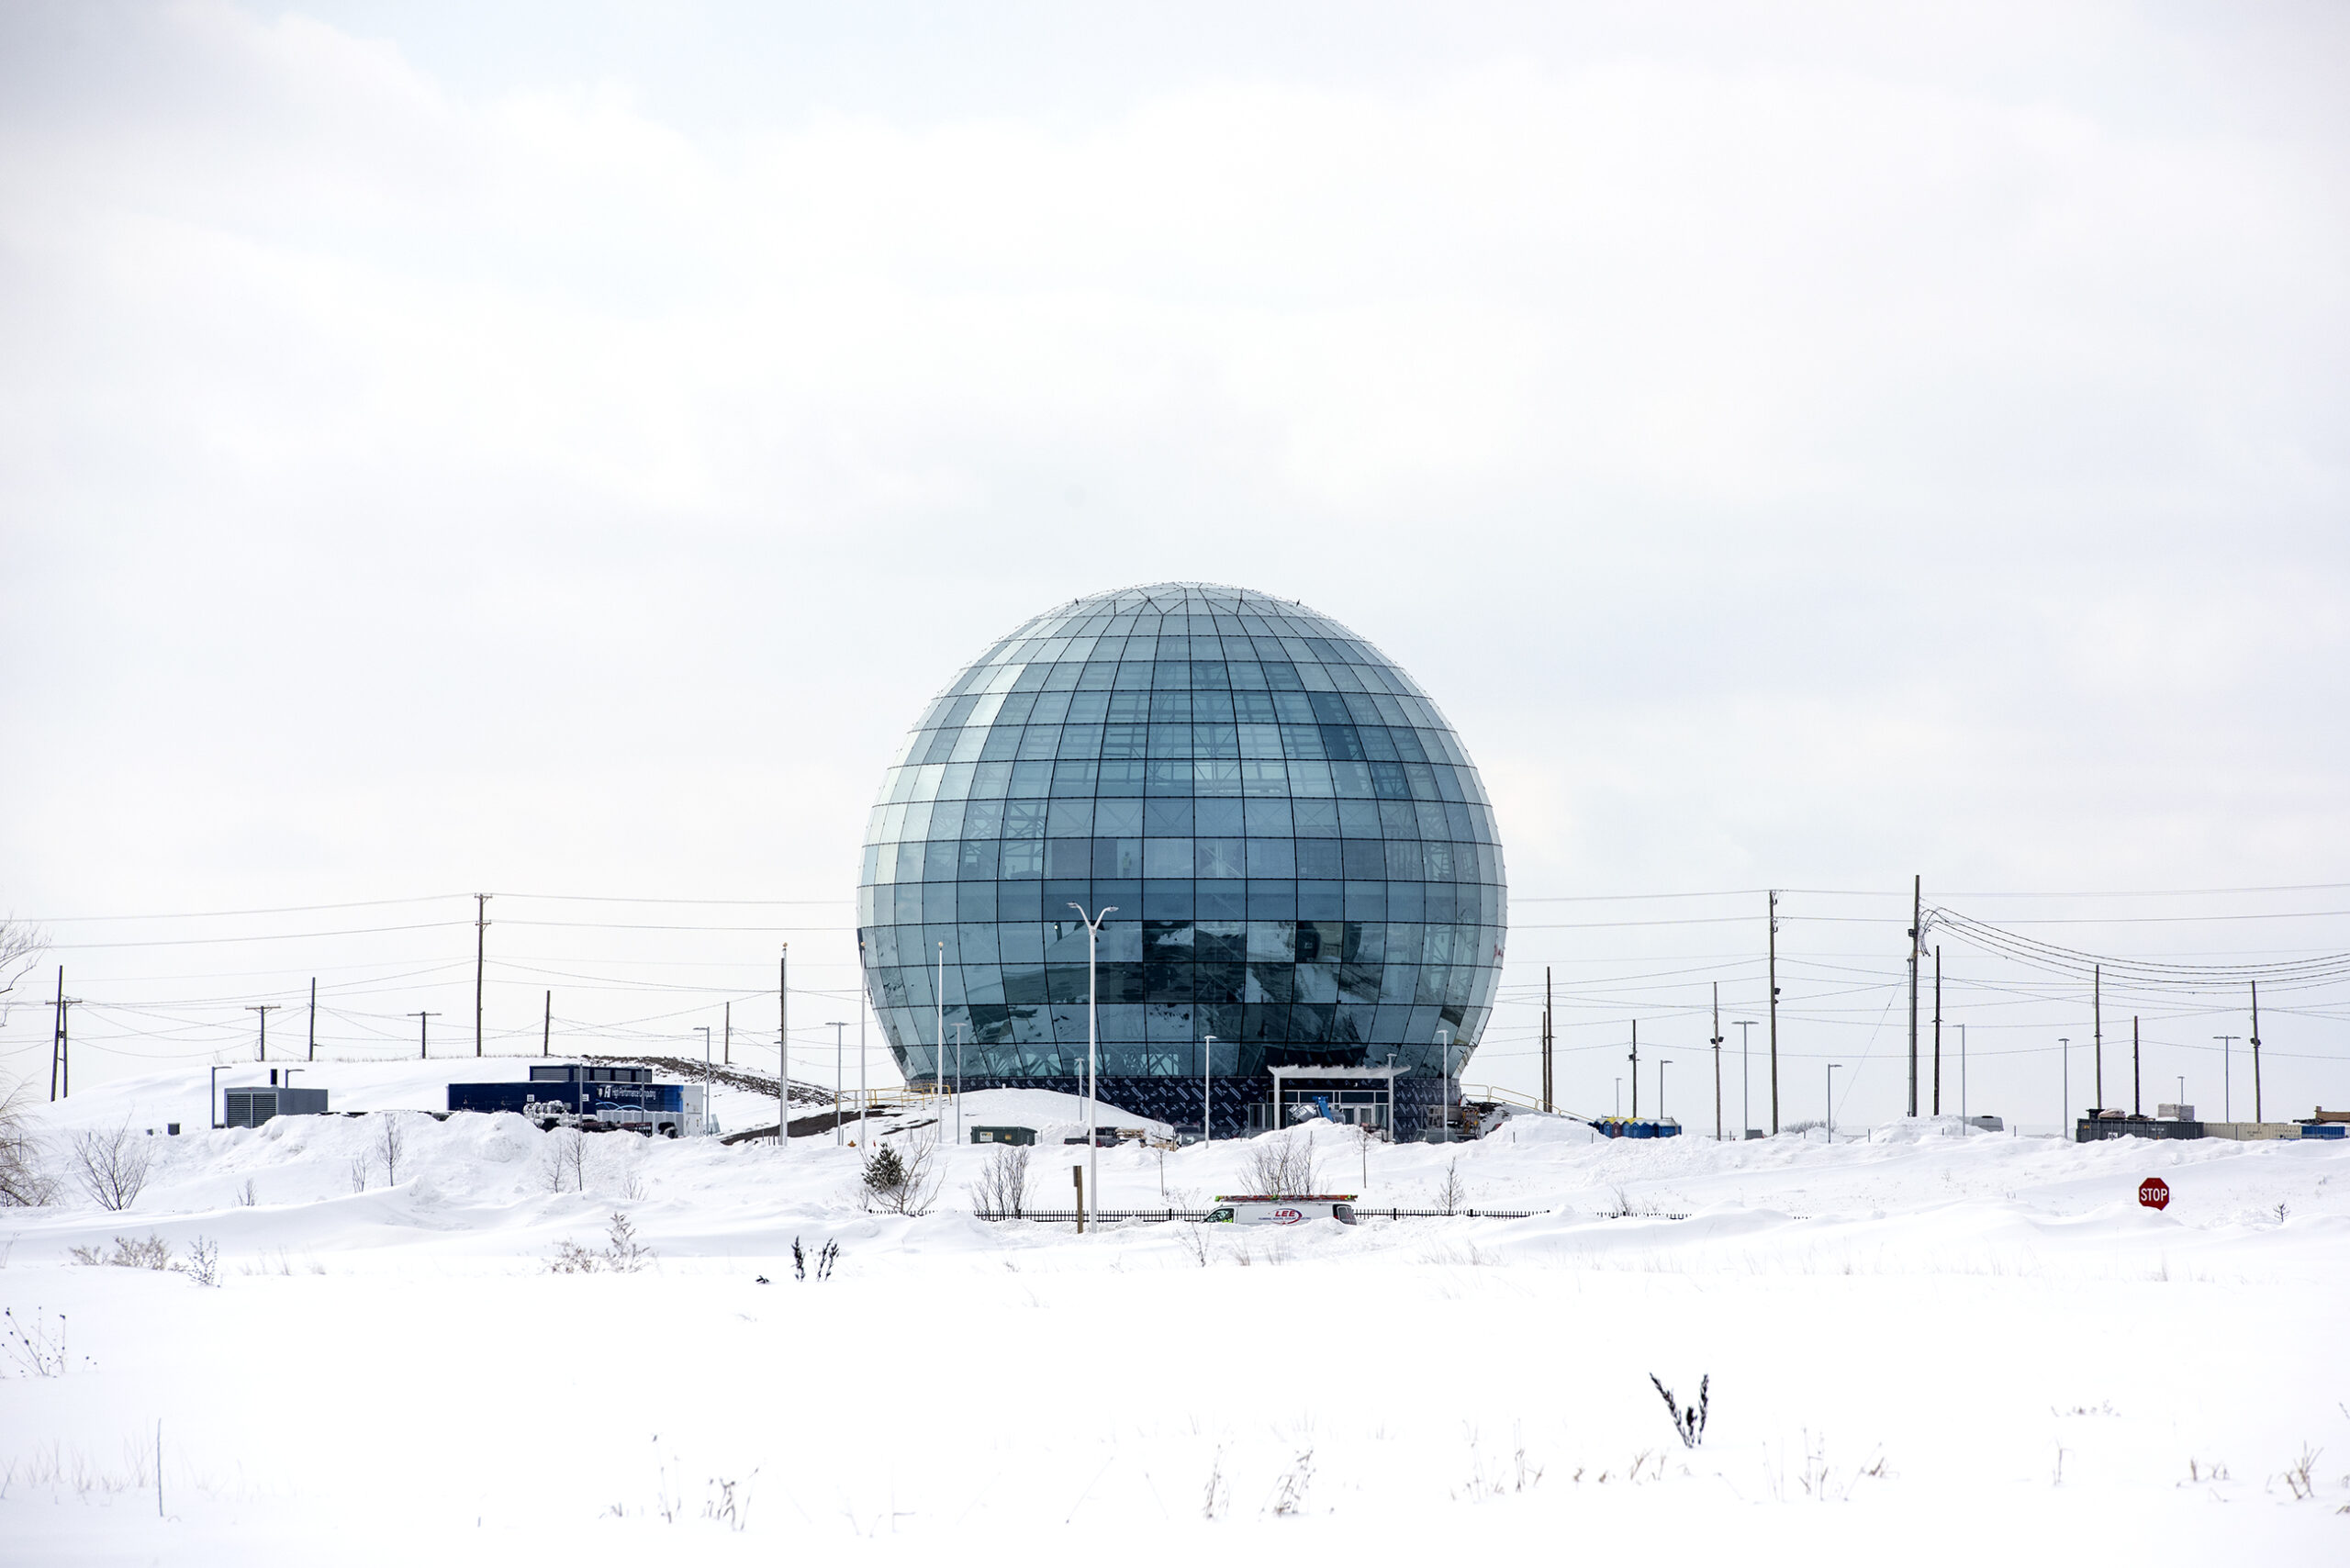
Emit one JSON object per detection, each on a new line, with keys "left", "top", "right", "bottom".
{"left": 68, "top": 1122, "right": 153, "bottom": 1212}
{"left": 1242, "top": 1128, "right": 1318, "bottom": 1199}
{"left": 862, "top": 1138, "right": 940, "bottom": 1215}
{"left": 0, "top": 1080, "right": 55, "bottom": 1206}
{"left": 541, "top": 1126, "right": 588, "bottom": 1193}
{"left": 0, "top": 918, "right": 44, "bottom": 1028}
{"left": 1437, "top": 1157, "right": 1467, "bottom": 1216}
{"left": 375, "top": 1114, "right": 408, "bottom": 1186}
{"left": 967, "top": 1144, "right": 1034, "bottom": 1218}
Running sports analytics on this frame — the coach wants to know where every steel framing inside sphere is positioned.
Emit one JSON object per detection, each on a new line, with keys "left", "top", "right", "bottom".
{"left": 856, "top": 582, "right": 1505, "bottom": 1133}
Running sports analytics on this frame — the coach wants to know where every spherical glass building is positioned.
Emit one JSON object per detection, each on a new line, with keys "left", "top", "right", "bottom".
{"left": 856, "top": 581, "right": 1505, "bottom": 1137}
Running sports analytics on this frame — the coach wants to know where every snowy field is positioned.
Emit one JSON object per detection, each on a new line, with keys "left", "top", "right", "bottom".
{"left": 5, "top": 1064, "right": 2348, "bottom": 1564}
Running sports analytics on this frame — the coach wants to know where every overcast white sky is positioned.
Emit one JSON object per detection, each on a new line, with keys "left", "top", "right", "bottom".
{"left": 4, "top": 2, "right": 2346, "bottom": 1124}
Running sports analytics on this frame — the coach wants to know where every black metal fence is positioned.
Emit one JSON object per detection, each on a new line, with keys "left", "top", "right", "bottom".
{"left": 979, "top": 1207, "right": 1543, "bottom": 1224}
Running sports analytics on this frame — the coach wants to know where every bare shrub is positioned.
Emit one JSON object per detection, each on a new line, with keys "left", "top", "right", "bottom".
{"left": 68, "top": 1123, "right": 153, "bottom": 1212}
{"left": 348, "top": 1155, "right": 370, "bottom": 1194}
{"left": 106, "top": 1234, "right": 173, "bottom": 1270}
{"left": 2, "top": 1305, "right": 68, "bottom": 1377}
{"left": 545, "top": 1211, "right": 655, "bottom": 1274}
{"left": 185, "top": 1237, "right": 220, "bottom": 1287}
{"left": 968, "top": 1144, "right": 1034, "bottom": 1218}
{"left": 612, "top": 1147, "right": 648, "bottom": 1203}
{"left": 236, "top": 1179, "right": 258, "bottom": 1208}
{"left": 603, "top": 1211, "right": 653, "bottom": 1273}
{"left": 1437, "top": 1157, "right": 1467, "bottom": 1215}
{"left": 546, "top": 1238, "right": 599, "bottom": 1274}
{"left": 1650, "top": 1372, "right": 1710, "bottom": 1449}
{"left": 1242, "top": 1129, "right": 1318, "bottom": 1199}
{"left": 862, "top": 1138, "right": 940, "bottom": 1215}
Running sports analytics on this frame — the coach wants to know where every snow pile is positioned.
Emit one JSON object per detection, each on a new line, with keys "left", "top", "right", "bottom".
{"left": 3, "top": 1062, "right": 2346, "bottom": 1563}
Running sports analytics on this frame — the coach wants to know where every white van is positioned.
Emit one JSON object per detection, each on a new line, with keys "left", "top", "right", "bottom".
{"left": 1202, "top": 1194, "right": 1359, "bottom": 1226}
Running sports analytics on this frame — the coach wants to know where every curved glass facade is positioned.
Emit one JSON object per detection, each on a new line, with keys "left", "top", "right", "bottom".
{"left": 856, "top": 582, "right": 1505, "bottom": 1132}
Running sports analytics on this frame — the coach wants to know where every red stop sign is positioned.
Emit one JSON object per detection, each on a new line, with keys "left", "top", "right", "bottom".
{"left": 2139, "top": 1177, "right": 2171, "bottom": 1211}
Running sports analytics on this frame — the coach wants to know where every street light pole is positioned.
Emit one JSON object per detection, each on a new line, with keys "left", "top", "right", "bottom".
{"left": 1710, "top": 982, "right": 1723, "bottom": 1142}
{"left": 1069, "top": 902, "right": 1117, "bottom": 1230}
{"left": 1201, "top": 1033, "right": 1215, "bottom": 1147}
{"left": 2059, "top": 1037, "right": 2068, "bottom": 1140}
{"left": 696, "top": 1025, "right": 711, "bottom": 1137}
{"left": 826, "top": 1023, "right": 847, "bottom": 1146}
{"left": 1660, "top": 1058, "right": 1673, "bottom": 1126}
{"left": 954, "top": 1023, "right": 967, "bottom": 1145}
{"left": 1826, "top": 1062, "right": 1842, "bottom": 1143}
{"left": 1437, "top": 1026, "right": 1453, "bottom": 1143}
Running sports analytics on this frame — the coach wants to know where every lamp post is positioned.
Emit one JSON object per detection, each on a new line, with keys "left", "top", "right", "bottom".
{"left": 1201, "top": 1034, "right": 1215, "bottom": 1147}
{"left": 935, "top": 940, "right": 946, "bottom": 1143}
{"left": 1659, "top": 1058, "right": 1673, "bottom": 1126}
{"left": 1069, "top": 902, "right": 1117, "bottom": 1231}
{"left": 825, "top": 1023, "right": 847, "bottom": 1146}
{"left": 1826, "top": 1063, "right": 1842, "bottom": 1143}
{"left": 2059, "top": 1036, "right": 2068, "bottom": 1140}
{"left": 696, "top": 1025, "right": 711, "bottom": 1137}
{"left": 954, "top": 1023, "right": 967, "bottom": 1145}
{"left": 1437, "top": 1026, "right": 1453, "bottom": 1143}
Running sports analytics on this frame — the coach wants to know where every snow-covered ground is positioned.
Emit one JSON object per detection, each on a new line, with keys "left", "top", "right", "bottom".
{"left": 5, "top": 1064, "right": 2347, "bottom": 1563}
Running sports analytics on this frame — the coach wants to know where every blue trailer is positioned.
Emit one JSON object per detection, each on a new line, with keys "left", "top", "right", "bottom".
{"left": 447, "top": 1064, "right": 707, "bottom": 1137}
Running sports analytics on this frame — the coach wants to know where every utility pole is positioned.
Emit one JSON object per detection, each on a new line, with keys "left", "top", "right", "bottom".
{"left": 2214, "top": 1035, "right": 2237, "bottom": 1121}
{"left": 473, "top": 893, "right": 491, "bottom": 1057}
{"left": 2132, "top": 1016, "right": 2142, "bottom": 1116}
{"left": 410, "top": 1010, "right": 438, "bottom": 1059}
{"left": 1768, "top": 890, "right": 1781, "bottom": 1135}
{"left": 1907, "top": 874, "right": 1920, "bottom": 1118}
{"left": 789, "top": 945, "right": 799, "bottom": 1151}
{"left": 245, "top": 1002, "right": 281, "bottom": 1062}
{"left": 2092, "top": 965, "right": 2103, "bottom": 1110}
{"left": 777, "top": 945, "right": 789, "bottom": 1151}
{"left": 1541, "top": 966, "right": 1553, "bottom": 1114}
{"left": 56, "top": 992, "right": 82, "bottom": 1097}
{"left": 1931, "top": 946, "right": 1942, "bottom": 1117}
{"left": 543, "top": 991, "right": 552, "bottom": 1057}
{"left": 49, "top": 967, "right": 63, "bottom": 1101}
{"left": 1711, "top": 981, "right": 1723, "bottom": 1142}
{"left": 308, "top": 977, "right": 318, "bottom": 1061}
{"left": 723, "top": 1001, "right": 732, "bottom": 1068}
{"left": 1628, "top": 1020, "right": 1639, "bottom": 1120}
{"left": 2249, "top": 980, "right": 2263, "bottom": 1123}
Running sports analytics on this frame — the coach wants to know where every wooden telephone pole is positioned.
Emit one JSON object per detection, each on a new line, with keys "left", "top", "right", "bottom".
{"left": 1541, "top": 966, "right": 1553, "bottom": 1114}
{"left": 474, "top": 894, "right": 491, "bottom": 1057}
{"left": 1907, "top": 874, "right": 1921, "bottom": 1117}
{"left": 1711, "top": 981, "right": 1723, "bottom": 1142}
{"left": 1768, "top": 890, "right": 1781, "bottom": 1135}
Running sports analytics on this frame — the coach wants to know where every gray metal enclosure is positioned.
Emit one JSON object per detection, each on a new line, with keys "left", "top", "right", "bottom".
{"left": 222, "top": 1086, "right": 330, "bottom": 1127}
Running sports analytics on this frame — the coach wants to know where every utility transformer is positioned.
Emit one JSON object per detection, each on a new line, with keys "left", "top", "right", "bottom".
{"left": 448, "top": 1064, "right": 708, "bottom": 1137}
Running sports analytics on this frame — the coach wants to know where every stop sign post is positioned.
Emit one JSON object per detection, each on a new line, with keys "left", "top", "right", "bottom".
{"left": 2139, "top": 1176, "right": 2171, "bottom": 1211}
